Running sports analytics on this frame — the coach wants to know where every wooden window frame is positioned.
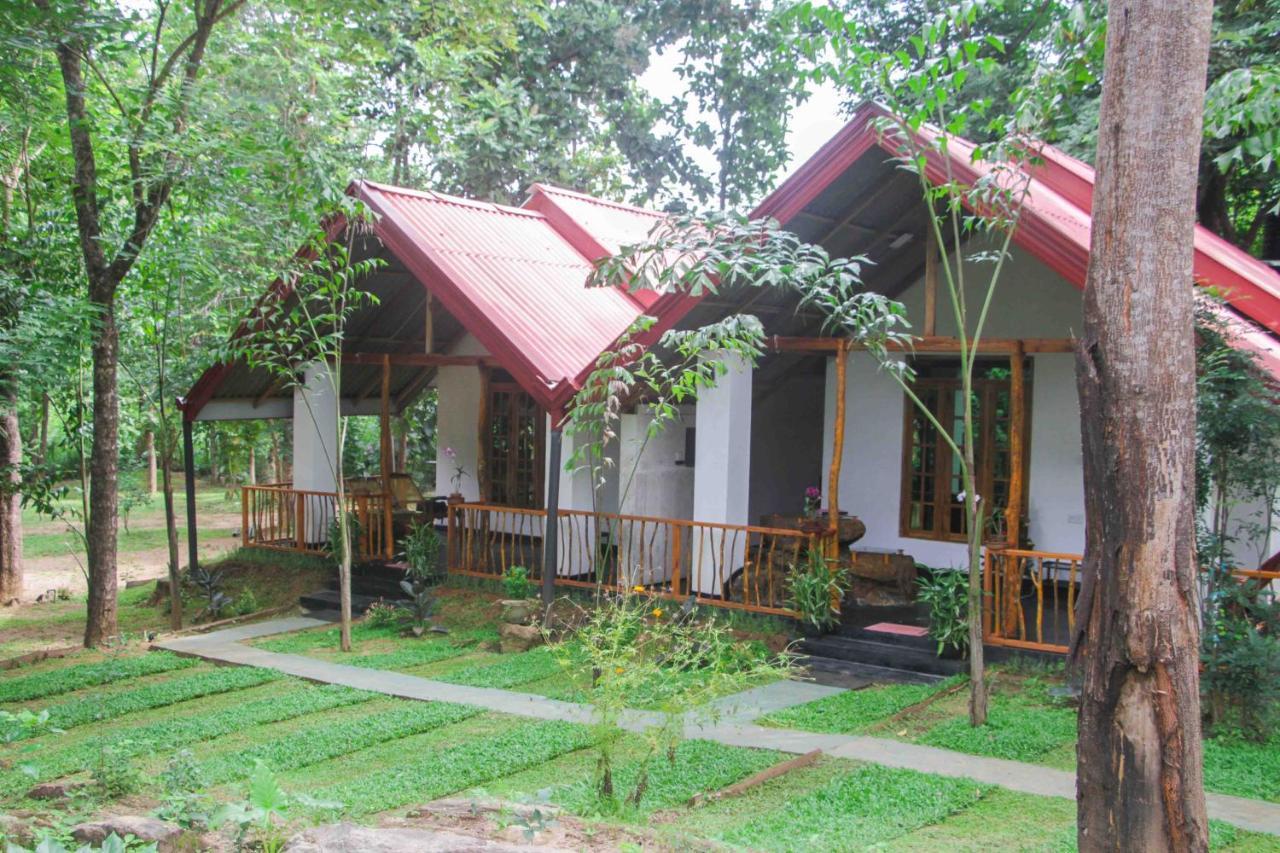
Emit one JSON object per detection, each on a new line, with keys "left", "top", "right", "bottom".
{"left": 898, "top": 368, "right": 1031, "bottom": 543}
{"left": 482, "top": 382, "right": 546, "bottom": 510}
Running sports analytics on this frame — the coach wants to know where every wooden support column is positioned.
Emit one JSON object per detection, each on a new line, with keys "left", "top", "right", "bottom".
{"left": 424, "top": 292, "right": 433, "bottom": 354}
{"left": 183, "top": 419, "right": 199, "bottom": 573}
{"left": 923, "top": 222, "right": 938, "bottom": 337}
{"left": 476, "top": 366, "right": 490, "bottom": 501}
{"left": 999, "top": 341, "right": 1027, "bottom": 637}
{"left": 827, "top": 341, "right": 848, "bottom": 561}
{"left": 379, "top": 354, "right": 393, "bottom": 558}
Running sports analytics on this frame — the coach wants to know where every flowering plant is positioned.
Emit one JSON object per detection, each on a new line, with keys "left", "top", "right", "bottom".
{"left": 803, "top": 486, "right": 822, "bottom": 519}
{"left": 443, "top": 447, "right": 469, "bottom": 493}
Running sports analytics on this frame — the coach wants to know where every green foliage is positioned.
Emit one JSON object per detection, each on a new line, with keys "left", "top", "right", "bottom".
{"left": 231, "top": 588, "right": 260, "bottom": 617}
{"left": 916, "top": 570, "right": 971, "bottom": 657}
{"left": 502, "top": 565, "right": 533, "bottom": 600}
{"left": 916, "top": 682, "right": 1077, "bottom": 762}
{"left": 0, "top": 708, "right": 62, "bottom": 744}
{"left": 92, "top": 741, "right": 142, "bottom": 798}
{"left": 188, "top": 566, "right": 232, "bottom": 622}
{"left": 0, "top": 652, "right": 197, "bottom": 704}
{"left": 552, "top": 588, "right": 791, "bottom": 812}
{"left": 402, "top": 522, "right": 443, "bottom": 584}
{"left": 1202, "top": 731, "right": 1280, "bottom": 803}
{"left": 308, "top": 718, "right": 596, "bottom": 816}
{"left": 721, "top": 764, "right": 989, "bottom": 851}
{"left": 2, "top": 684, "right": 373, "bottom": 796}
{"left": 199, "top": 701, "right": 480, "bottom": 785}
{"left": 3, "top": 834, "right": 158, "bottom": 853}
{"left": 761, "top": 679, "right": 963, "bottom": 734}
{"left": 326, "top": 513, "right": 364, "bottom": 568}
{"left": 213, "top": 760, "right": 342, "bottom": 852}
{"left": 32, "top": 667, "right": 281, "bottom": 735}
{"left": 396, "top": 578, "right": 439, "bottom": 637}
{"left": 441, "top": 647, "right": 562, "bottom": 689}
{"left": 364, "top": 600, "right": 401, "bottom": 629}
{"left": 785, "top": 549, "right": 850, "bottom": 634}
{"left": 1202, "top": 581, "right": 1280, "bottom": 740}
{"left": 556, "top": 739, "right": 782, "bottom": 817}
{"left": 156, "top": 749, "right": 211, "bottom": 828}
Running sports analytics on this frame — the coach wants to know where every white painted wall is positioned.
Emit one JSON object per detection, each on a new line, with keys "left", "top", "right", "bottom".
{"left": 618, "top": 410, "right": 694, "bottom": 521}
{"left": 433, "top": 364, "right": 483, "bottom": 501}
{"left": 293, "top": 362, "right": 339, "bottom": 542}
{"left": 817, "top": 246, "right": 1090, "bottom": 568}
{"left": 692, "top": 353, "right": 753, "bottom": 594}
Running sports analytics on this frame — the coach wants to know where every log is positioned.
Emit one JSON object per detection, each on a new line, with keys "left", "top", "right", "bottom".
{"left": 688, "top": 749, "right": 822, "bottom": 807}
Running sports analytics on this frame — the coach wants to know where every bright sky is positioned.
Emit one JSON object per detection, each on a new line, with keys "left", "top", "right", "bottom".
{"left": 638, "top": 47, "right": 850, "bottom": 190}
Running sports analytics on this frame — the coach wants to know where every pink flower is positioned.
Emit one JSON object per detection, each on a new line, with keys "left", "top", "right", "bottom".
{"left": 805, "top": 486, "right": 821, "bottom": 499}
{"left": 444, "top": 447, "right": 456, "bottom": 459}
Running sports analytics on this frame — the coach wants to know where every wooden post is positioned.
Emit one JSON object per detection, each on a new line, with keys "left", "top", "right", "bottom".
{"left": 295, "top": 491, "right": 306, "bottom": 551}
{"left": 182, "top": 419, "right": 199, "bottom": 573}
{"left": 542, "top": 426, "right": 563, "bottom": 608}
{"left": 145, "top": 430, "right": 157, "bottom": 495}
{"left": 924, "top": 220, "right": 938, "bottom": 337}
{"left": 476, "top": 366, "right": 490, "bottom": 501}
{"left": 1005, "top": 341, "right": 1026, "bottom": 546}
{"left": 999, "top": 341, "right": 1027, "bottom": 638}
{"left": 241, "top": 487, "right": 250, "bottom": 546}
{"left": 424, "top": 292, "right": 433, "bottom": 354}
{"left": 827, "top": 341, "right": 848, "bottom": 561}
{"left": 670, "top": 524, "right": 684, "bottom": 596}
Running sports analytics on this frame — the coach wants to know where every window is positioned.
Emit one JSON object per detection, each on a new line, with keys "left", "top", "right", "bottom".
{"left": 484, "top": 383, "right": 545, "bottom": 509}
{"left": 900, "top": 360, "right": 1029, "bottom": 542}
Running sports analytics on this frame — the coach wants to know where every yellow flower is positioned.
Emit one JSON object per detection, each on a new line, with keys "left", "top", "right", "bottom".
{"left": 652, "top": 608, "right": 663, "bottom": 618}
{"left": 632, "top": 585, "right": 644, "bottom": 594}
{"left": 614, "top": 666, "right": 624, "bottom": 675}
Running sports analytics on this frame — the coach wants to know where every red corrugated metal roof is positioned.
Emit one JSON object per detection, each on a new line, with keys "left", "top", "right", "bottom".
{"left": 353, "top": 180, "right": 650, "bottom": 414}
{"left": 749, "top": 102, "right": 1280, "bottom": 379}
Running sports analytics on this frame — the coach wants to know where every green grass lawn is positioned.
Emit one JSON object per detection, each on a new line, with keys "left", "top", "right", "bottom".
{"left": 761, "top": 670, "right": 1280, "bottom": 805}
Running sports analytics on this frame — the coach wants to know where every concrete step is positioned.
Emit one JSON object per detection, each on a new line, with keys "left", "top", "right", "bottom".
{"left": 299, "top": 589, "right": 400, "bottom": 615}
{"left": 799, "top": 634, "right": 966, "bottom": 678}
{"left": 799, "top": 654, "right": 945, "bottom": 687}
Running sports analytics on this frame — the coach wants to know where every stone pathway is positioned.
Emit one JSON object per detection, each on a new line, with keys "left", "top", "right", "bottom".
{"left": 156, "top": 616, "right": 1280, "bottom": 837}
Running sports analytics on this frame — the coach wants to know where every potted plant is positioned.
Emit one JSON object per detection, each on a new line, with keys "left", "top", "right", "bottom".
{"left": 786, "top": 548, "right": 851, "bottom": 637}
{"left": 443, "top": 446, "right": 470, "bottom": 504}
{"left": 916, "top": 569, "right": 970, "bottom": 658}
{"left": 499, "top": 565, "right": 539, "bottom": 625}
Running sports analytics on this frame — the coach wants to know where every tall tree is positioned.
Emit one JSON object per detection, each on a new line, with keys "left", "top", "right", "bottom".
{"left": 30, "top": 0, "right": 246, "bottom": 645}
{"left": 1073, "top": 0, "right": 1213, "bottom": 848}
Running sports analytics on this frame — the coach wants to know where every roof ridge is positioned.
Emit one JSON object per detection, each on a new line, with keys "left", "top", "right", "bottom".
{"left": 527, "top": 182, "right": 664, "bottom": 218}
{"left": 355, "top": 180, "right": 545, "bottom": 219}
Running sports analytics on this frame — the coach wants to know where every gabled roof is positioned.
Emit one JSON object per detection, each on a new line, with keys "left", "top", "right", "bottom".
{"left": 749, "top": 102, "right": 1280, "bottom": 378}
{"left": 354, "top": 180, "right": 656, "bottom": 413}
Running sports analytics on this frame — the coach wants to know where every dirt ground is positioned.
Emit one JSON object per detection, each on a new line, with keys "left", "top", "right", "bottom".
{"left": 19, "top": 509, "right": 241, "bottom": 600}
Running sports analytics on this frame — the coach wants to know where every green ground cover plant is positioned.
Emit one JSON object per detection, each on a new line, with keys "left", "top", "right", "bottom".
{"left": 720, "top": 764, "right": 989, "bottom": 851}
{"left": 437, "top": 646, "right": 563, "bottom": 689}
{"left": 0, "top": 652, "right": 198, "bottom": 705}
{"left": 915, "top": 686, "right": 1078, "bottom": 763}
{"left": 1, "top": 683, "right": 374, "bottom": 796}
{"left": 760, "top": 679, "right": 962, "bottom": 734}
{"left": 1202, "top": 733, "right": 1280, "bottom": 803}
{"left": 554, "top": 738, "right": 783, "bottom": 816}
{"left": 308, "top": 718, "right": 596, "bottom": 816}
{"left": 199, "top": 700, "right": 481, "bottom": 784}
{"left": 341, "top": 641, "right": 476, "bottom": 671}
{"left": 34, "top": 666, "right": 281, "bottom": 734}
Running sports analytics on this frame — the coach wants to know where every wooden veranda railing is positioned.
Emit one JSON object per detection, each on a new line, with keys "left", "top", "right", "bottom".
{"left": 446, "top": 502, "right": 815, "bottom": 617}
{"left": 242, "top": 483, "right": 394, "bottom": 561}
{"left": 983, "top": 548, "right": 1280, "bottom": 655}
{"left": 983, "top": 548, "right": 1082, "bottom": 654}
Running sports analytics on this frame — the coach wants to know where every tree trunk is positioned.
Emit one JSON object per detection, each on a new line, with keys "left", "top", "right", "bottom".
{"left": 0, "top": 384, "right": 22, "bottom": 604}
{"left": 160, "top": 427, "right": 181, "bottom": 631}
{"left": 36, "top": 393, "right": 48, "bottom": 468}
{"left": 84, "top": 302, "right": 120, "bottom": 646}
{"left": 1074, "top": 1, "right": 1212, "bottom": 849}
{"left": 248, "top": 445, "right": 256, "bottom": 486}
{"left": 145, "top": 429, "right": 157, "bottom": 495}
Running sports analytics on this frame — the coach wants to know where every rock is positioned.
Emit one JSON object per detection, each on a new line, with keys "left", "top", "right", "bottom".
{"left": 415, "top": 797, "right": 561, "bottom": 821}
{"left": 498, "top": 623, "right": 544, "bottom": 654}
{"left": 72, "top": 816, "right": 183, "bottom": 851}
{"left": 283, "top": 823, "right": 563, "bottom": 852}
{"left": 27, "top": 779, "right": 88, "bottom": 800}
{"left": 0, "top": 813, "right": 32, "bottom": 846}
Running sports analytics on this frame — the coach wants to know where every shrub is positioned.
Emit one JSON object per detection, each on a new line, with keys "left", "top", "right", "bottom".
{"left": 503, "top": 565, "right": 533, "bottom": 600}
{"left": 327, "top": 513, "right": 363, "bottom": 565}
{"left": 552, "top": 588, "right": 792, "bottom": 812}
{"left": 232, "top": 588, "right": 260, "bottom": 616}
{"left": 402, "top": 522, "right": 443, "bottom": 584}
{"left": 364, "top": 599, "right": 400, "bottom": 628}
{"left": 93, "top": 741, "right": 142, "bottom": 797}
{"left": 157, "top": 749, "right": 210, "bottom": 827}
{"left": 1202, "top": 581, "right": 1280, "bottom": 740}
{"left": 916, "top": 569, "right": 970, "bottom": 657}
{"left": 786, "top": 549, "right": 849, "bottom": 634}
